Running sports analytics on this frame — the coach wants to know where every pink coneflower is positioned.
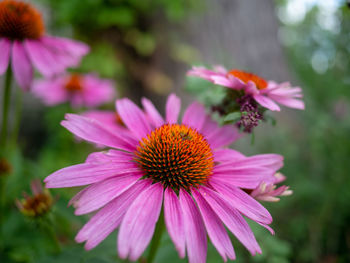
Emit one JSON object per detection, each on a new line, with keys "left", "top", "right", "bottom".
{"left": 0, "top": 0, "right": 89, "bottom": 90}
{"left": 32, "top": 73, "right": 115, "bottom": 108}
{"left": 45, "top": 94, "right": 285, "bottom": 262}
{"left": 188, "top": 66, "right": 305, "bottom": 111}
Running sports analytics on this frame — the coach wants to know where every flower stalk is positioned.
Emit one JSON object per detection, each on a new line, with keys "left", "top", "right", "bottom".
{"left": 1, "top": 66, "right": 12, "bottom": 149}
{"left": 146, "top": 209, "right": 165, "bottom": 263}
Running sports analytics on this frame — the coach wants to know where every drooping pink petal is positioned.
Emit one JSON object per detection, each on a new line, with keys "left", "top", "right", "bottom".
{"left": 198, "top": 186, "right": 261, "bottom": 255}
{"left": 11, "top": 41, "right": 33, "bottom": 90}
{"left": 76, "top": 180, "right": 151, "bottom": 250}
{"left": 141, "top": 97, "right": 164, "bottom": 128}
{"left": 253, "top": 94, "right": 280, "bottom": 111}
{"left": 116, "top": 98, "right": 151, "bottom": 140}
{"left": 210, "top": 181, "right": 272, "bottom": 224}
{"left": 79, "top": 74, "right": 115, "bottom": 108}
{"left": 32, "top": 76, "right": 68, "bottom": 105}
{"left": 24, "top": 40, "right": 59, "bottom": 76}
{"left": 270, "top": 97, "right": 305, "bottom": 110}
{"left": 118, "top": 182, "right": 163, "bottom": 261}
{"left": 0, "top": 38, "right": 11, "bottom": 75}
{"left": 40, "top": 36, "right": 87, "bottom": 70}
{"left": 44, "top": 162, "right": 140, "bottom": 188}
{"left": 166, "top": 93, "right": 181, "bottom": 124}
{"left": 73, "top": 174, "right": 140, "bottom": 215}
{"left": 164, "top": 188, "right": 185, "bottom": 258}
{"left": 192, "top": 189, "right": 235, "bottom": 262}
{"left": 61, "top": 114, "right": 137, "bottom": 151}
{"left": 182, "top": 101, "right": 206, "bottom": 131}
{"left": 179, "top": 189, "right": 207, "bottom": 263}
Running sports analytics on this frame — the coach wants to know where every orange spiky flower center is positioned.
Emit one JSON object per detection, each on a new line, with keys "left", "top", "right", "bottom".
{"left": 65, "top": 74, "right": 83, "bottom": 92}
{"left": 0, "top": 0, "right": 44, "bottom": 40}
{"left": 135, "top": 124, "right": 214, "bottom": 191}
{"left": 228, "top": 70, "right": 268, "bottom": 90}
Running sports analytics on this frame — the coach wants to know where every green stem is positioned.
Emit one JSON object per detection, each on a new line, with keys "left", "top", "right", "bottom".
{"left": 0, "top": 173, "right": 7, "bottom": 252}
{"left": 1, "top": 67, "right": 12, "bottom": 149}
{"left": 146, "top": 209, "right": 165, "bottom": 263}
{"left": 11, "top": 87, "right": 22, "bottom": 147}
{"left": 39, "top": 217, "right": 61, "bottom": 254}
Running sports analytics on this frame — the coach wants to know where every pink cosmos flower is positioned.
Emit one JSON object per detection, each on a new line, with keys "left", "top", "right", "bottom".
{"left": 32, "top": 73, "right": 115, "bottom": 108}
{"left": 188, "top": 66, "right": 305, "bottom": 111}
{"left": 0, "top": 0, "right": 89, "bottom": 90}
{"left": 44, "top": 94, "right": 285, "bottom": 263}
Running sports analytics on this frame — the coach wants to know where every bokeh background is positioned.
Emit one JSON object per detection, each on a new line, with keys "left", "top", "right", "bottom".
{"left": 1, "top": 0, "right": 350, "bottom": 262}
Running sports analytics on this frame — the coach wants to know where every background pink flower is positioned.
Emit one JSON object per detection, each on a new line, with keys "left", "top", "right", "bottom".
{"left": 32, "top": 73, "right": 116, "bottom": 108}
{"left": 0, "top": 0, "right": 89, "bottom": 90}
{"left": 188, "top": 65, "right": 305, "bottom": 111}
{"left": 45, "top": 94, "right": 285, "bottom": 263}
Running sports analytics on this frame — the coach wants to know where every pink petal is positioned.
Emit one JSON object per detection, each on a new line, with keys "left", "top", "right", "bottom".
{"left": 166, "top": 93, "right": 181, "bottom": 124}
{"left": 62, "top": 114, "right": 137, "bottom": 151}
{"left": 243, "top": 154, "right": 284, "bottom": 171}
{"left": 44, "top": 162, "right": 140, "bottom": 188}
{"left": 73, "top": 174, "right": 140, "bottom": 215}
{"left": 40, "top": 36, "right": 89, "bottom": 69}
{"left": 76, "top": 180, "right": 151, "bottom": 250}
{"left": 253, "top": 95, "right": 280, "bottom": 111}
{"left": 206, "top": 125, "right": 242, "bottom": 149}
{"left": 179, "top": 189, "right": 207, "bottom": 263}
{"left": 164, "top": 188, "right": 185, "bottom": 258}
{"left": 200, "top": 116, "right": 220, "bottom": 138}
{"left": 270, "top": 97, "right": 305, "bottom": 110}
{"left": 198, "top": 186, "right": 261, "bottom": 255}
{"left": 182, "top": 101, "right": 206, "bottom": 131}
{"left": 24, "top": 40, "right": 58, "bottom": 76}
{"left": 141, "top": 97, "right": 164, "bottom": 128}
{"left": 0, "top": 38, "right": 11, "bottom": 75}
{"left": 11, "top": 41, "right": 33, "bottom": 90}
{"left": 85, "top": 150, "right": 133, "bottom": 164}
{"left": 213, "top": 149, "right": 245, "bottom": 163}
{"left": 118, "top": 182, "right": 163, "bottom": 261}
{"left": 212, "top": 166, "right": 274, "bottom": 189}
{"left": 211, "top": 76, "right": 235, "bottom": 88}
{"left": 192, "top": 189, "right": 235, "bottom": 261}
{"left": 211, "top": 181, "right": 272, "bottom": 224}
{"left": 116, "top": 98, "right": 151, "bottom": 140}
{"left": 216, "top": 154, "right": 283, "bottom": 171}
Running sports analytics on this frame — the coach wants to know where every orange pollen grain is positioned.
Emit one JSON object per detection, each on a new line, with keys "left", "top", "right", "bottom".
{"left": 0, "top": 0, "right": 44, "bottom": 40}
{"left": 228, "top": 69, "right": 268, "bottom": 90}
{"left": 65, "top": 74, "right": 83, "bottom": 92}
{"left": 135, "top": 124, "right": 214, "bottom": 190}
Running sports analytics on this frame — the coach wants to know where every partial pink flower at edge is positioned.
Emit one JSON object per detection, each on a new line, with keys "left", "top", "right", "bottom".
{"left": 187, "top": 65, "right": 305, "bottom": 111}
{"left": 0, "top": 0, "right": 89, "bottom": 91}
{"left": 44, "top": 94, "right": 287, "bottom": 263}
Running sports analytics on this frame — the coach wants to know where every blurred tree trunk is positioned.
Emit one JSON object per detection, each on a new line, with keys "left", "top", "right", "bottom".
{"left": 183, "top": 0, "right": 291, "bottom": 82}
